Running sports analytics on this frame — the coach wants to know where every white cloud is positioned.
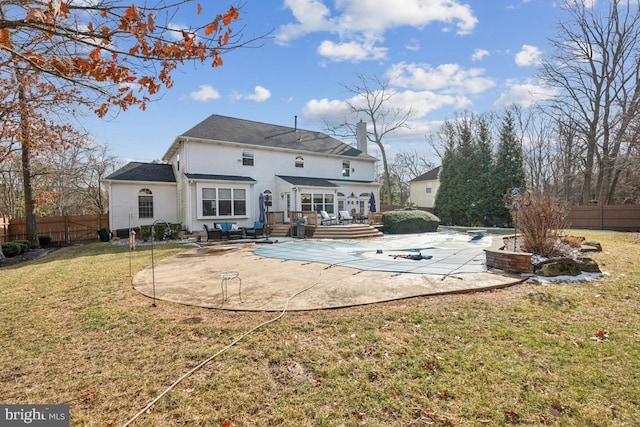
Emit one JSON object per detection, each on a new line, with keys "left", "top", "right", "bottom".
{"left": 276, "top": 0, "right": 479, "bottom": 62}
{"left": 303, "top": 87, "right": 465, "bottom": 128}
{"left": 333, "top": 0, "right": 478, "bottom": 35}
{"left": 276, "top": 0, "right": 335, "bottom": 44}
{"left": 494, "top": 79, "right": 557, "bottom": 108}
{"left": 317, "top": 39, "right": 387, "bottom": 62}
{"left": 406, "top": 39, "right": 420, "bottom": 52}
{"left": 386, "top": 62, "right": 496, "bottom": 95}
{"left": 245, "top": 86, "right": 272, "bottom": 102}
{"left": 515, "top": 44, "right": 542, "bottom": 67}
{"left": 471, "top": 48, "right": 490, "bottom": 62}
{"left": 189, "top": 85, "right": 221, "bottom": 102}
{"left": 167, "top": 23, "right": 190, "bottom": 41}
{"left": 302, "top": 98, "right": 350, "bottom": 124}
{"left": 231, "top": 86, "right": 272, "bottom": 102}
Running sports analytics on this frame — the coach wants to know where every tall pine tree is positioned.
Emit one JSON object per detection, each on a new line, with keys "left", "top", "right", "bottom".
{"left": 435, "top": 113, "right": 495, "bottom": 226}
{"left": 492, "top": 110, "right": 526, "bottom": 226}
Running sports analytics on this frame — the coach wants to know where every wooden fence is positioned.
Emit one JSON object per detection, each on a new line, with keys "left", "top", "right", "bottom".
{"left": 0, "top": 217, "right": 8, "bottom": 244}
{"left": 381, "top": 204, "right": 640, "bottom": 231}
{"left": 1, "top": 214, "right": 109, "bottom": 244}
{"left": 566, "top": 205, "right": 640, "bottom": 231}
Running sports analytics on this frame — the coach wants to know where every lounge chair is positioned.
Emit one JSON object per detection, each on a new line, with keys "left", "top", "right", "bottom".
{"left": 338, "top": 210, "right": 353, "bottom": 224}
{"left": 320, "top": 210, "right": 337, "bottom": 225}
{"left": 244, "top": 221, "right": 265, "bottom": 239}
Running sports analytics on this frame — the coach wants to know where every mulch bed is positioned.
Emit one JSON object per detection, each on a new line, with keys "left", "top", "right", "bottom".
{"left": 0, "top": 248, "right": 56, "bottom": 268}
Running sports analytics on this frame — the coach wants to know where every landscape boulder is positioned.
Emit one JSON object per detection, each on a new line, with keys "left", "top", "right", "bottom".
{"left": 536, "top": 256, "right": 601, "bottom": 277}
{"left": 580, "top": 240, "right": 603, "bottom": 253}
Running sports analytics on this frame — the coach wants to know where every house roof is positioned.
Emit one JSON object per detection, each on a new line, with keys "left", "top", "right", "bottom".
{"left": 104, "top": 162, "right": 176, "bottom": 183}
{"left": 276, "top": 175, "right": 339, "bottom": 188}
{"left": 163, "top": 114, "right": 376, "bottom": 161}
{"left": 409, "top": 166, "right": 441, "bottom": 183}
{"left": 185, "top": 173, "right": 256, "bottom": 183}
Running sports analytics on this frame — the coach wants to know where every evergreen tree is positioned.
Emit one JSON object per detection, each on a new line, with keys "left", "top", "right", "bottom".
{"left": 492, "top": 110, "right": 527, "bottom": 225}
{"left": 435, "top": 113, "right": 495, "bottom": 226}
{"left": 474, "top": 116, "right": 495, "bottom": 226}
{"left": 456, "top": 117, "right": 478, "bottom": 225}
{"left": 434, "top": 121, "right": 462, "bottom": 225}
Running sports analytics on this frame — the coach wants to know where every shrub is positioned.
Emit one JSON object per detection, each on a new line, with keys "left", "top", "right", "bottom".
{"left": 140, "top": 223, "right": 182, "bottom": 241}
{"left": 39, "top": 235, "right": 52, "bottom": 247}
{"left": 13, "top": 240, "right": 30, "bottom": 254}
{"left": 515, "top": 193, "right": 568, "bottom": 256}
{"left": 382, "top": 209, "right": 440, "bottom": 234}
{"left": 1, "top": 242, "right": 21, "bottom": 257}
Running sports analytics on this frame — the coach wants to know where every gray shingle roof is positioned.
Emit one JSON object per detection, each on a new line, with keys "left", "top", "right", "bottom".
{"left": 185, "top": 173, "right": 256, "bottom": 183}
{"left": 164, "top": 114, "right": 375, "bottom": 160}
{"left": 276, "top": 175, "right": 339, "bottom": 188}
{"left": 409, "top": 166, "right": 441, "bottom": 182}
{"left": 104, "top": 162, "right": 176, "bottom": 183}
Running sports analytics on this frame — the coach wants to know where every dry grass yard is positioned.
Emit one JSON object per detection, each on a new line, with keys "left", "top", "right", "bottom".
{"left": 1, "top": 231, "right": 639, "bottom": 426}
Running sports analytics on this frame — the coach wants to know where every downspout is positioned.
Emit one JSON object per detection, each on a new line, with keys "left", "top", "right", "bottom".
{"left": 107, "top": 182, "right": 113, "bottom": 233}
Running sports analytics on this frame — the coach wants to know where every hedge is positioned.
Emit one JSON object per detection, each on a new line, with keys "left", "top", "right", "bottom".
{"left": 382, "top": 209, "right": 441, "bottom": 234}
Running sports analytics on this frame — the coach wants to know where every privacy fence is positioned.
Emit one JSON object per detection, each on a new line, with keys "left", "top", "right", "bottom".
{"left": 1, "top": 214, "right": 109, "bottom": 244}
{"left": 0, "top": 205, "right": 638, "bottom": 244}
{"left": 566, "top": 205, "right": 640, "bottom": 232}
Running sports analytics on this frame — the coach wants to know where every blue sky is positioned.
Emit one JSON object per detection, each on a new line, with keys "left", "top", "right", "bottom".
{"left": 85, "top": 0, "right": 568, "bottom": 165}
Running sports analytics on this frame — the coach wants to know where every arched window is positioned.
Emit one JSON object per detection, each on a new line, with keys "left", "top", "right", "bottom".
{"left": 295, "top": 155, "right": 304, "bottom": 168}
{"left": 138, "top": 188, "right": 153, "bottom": 219}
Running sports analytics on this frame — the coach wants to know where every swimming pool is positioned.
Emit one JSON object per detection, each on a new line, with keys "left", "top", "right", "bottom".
{"left": 253, "top": 231, "right": 492, "bottom": 275}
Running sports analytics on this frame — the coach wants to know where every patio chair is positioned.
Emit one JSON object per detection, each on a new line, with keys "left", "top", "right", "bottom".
{"left": 338, "top": 210, "right": 353, "bottom": 224}
{"left": 214, "top": 222, "right": 242, "bottom": 239}
{"left": 244, "top": 221, "right": 265, "bottom": 239}
{"left": 320, "top": 210, "right": 338, "bottom": 225}
{"left": 203, "top": 224, "right": 222, "bottom": 241}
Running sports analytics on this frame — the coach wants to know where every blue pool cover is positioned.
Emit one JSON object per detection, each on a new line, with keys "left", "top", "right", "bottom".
{"left": 253, "top": 232, "right": 491, "bottom": 275}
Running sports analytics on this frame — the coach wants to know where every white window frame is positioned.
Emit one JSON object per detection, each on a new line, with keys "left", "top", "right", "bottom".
{"left": 197, "top": 183, "right": 249, "bottom": 219}
{"left": 242, "top": 150, "right": 254, "bottom": 166}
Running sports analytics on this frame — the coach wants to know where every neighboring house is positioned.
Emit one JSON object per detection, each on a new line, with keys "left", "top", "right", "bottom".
{"left": 408, "top": 166, "right": 441, "bottom": 209}
{"left": 104, "top": 114, "right": 380, "bottom": 233}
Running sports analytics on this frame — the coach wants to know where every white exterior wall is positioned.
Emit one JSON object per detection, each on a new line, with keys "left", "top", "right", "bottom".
{"left": 107, "top": 181, "right": 178, "bottom": 231}
{"left": 172, "top": 144, "right": 189, "bottom": 232}
{"left": 166, "top": 139, "right": 378, "bottom": 231}
{"left": 184, "top": 140, "right": 375, "bottom": 183}
{"left": 409, "top": 179, "right": 440, "bottom": 209}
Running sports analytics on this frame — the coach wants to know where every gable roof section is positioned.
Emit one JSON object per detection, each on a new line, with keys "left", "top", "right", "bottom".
{"left": 277, "top": 175, "right": 339, "bottom": 188}
{"left": 104, "top": 162, "right": 176, "bottom": 183}
{"left": 185, "top": 173, "right": 256, "bottom": 183}
{"left": 164, "top": 114, "right": 376, "bottom": 161}
{"left": 410, "top": 166, "right": 441, "bottom": 183}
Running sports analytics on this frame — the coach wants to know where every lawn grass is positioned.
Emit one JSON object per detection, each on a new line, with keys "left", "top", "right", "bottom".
{"left": 1, "top": 232, "right": 639, "bottom": 426}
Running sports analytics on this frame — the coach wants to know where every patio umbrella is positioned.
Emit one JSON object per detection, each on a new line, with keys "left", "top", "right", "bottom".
{"left": 259, "top": 192, "right": 266, "bottom": 223}
{"left": 369, "top": 192, "right": 376, "bottom": 213}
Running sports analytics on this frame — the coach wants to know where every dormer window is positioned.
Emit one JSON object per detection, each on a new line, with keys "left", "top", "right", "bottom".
{"left": 242, "top": 150, "right": 254, "bottom": 166}
{"left": 295, "top": 155, "right": 304, "bottom": 168}
{"left": 342, "top": 160, "right": 351, "bottom": 177}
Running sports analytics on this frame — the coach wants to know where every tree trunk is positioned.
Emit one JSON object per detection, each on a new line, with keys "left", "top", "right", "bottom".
{"left": 379, "top": 146, "right": 392, "bottom": 205}
{"left": 18, "top": 79, "right": 40, "bottom": 248}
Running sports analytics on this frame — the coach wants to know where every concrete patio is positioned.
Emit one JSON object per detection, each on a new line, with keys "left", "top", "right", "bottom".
{"left": 131, "top": 232, "right": 524, "bottom": 311}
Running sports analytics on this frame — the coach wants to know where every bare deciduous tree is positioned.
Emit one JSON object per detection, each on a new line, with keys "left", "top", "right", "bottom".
{"left": 325, "top": 73, "right": 414, "bottom": 205}
{"left": 538, "top": 0, "right": 640, "bottom": 204}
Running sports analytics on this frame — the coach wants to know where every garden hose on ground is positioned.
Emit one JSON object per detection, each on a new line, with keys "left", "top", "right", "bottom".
{"left": 121, "top": 265, "right": 327, "bottom": 427}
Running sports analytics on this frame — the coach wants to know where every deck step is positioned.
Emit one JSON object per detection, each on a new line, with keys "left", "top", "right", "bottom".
{"left": 310, "top": 224, "right": 383, "bottom": 239}
{"left": 268, "top": 223, "right": 383, "bottom": 239}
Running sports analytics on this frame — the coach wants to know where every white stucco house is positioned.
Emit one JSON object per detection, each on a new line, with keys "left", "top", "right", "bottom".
{"left": 103, "top": 114, "right": 380, "bottom": 234}
{"left": 408, "top": 166, "right": 441, "bottom": 209}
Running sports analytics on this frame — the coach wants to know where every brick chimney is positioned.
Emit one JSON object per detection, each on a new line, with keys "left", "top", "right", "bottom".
{"left": 356, "top": 120, "right": 367, "bottom": 153}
